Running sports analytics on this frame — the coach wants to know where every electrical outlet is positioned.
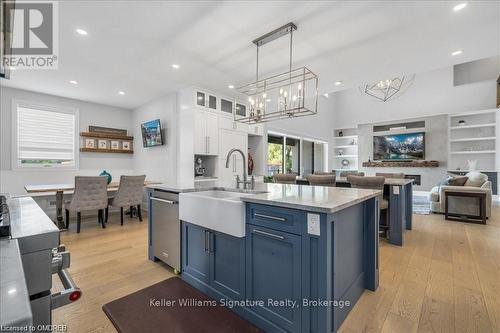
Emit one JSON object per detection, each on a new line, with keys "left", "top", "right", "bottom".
{"left": 307, "top": 213, "right": 320, "bottom": 236}
{"left": 393, "top": 186, "right": 400, "bottom": 195}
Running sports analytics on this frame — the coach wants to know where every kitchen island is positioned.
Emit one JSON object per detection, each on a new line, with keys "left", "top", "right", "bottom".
{"left": 178, "top": 184, "right": 381, "bottom": 333}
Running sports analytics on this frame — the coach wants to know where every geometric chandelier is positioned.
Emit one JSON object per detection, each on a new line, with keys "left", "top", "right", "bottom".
{"left": 360, "top": 74, "right": 415, "bottom": 102}
{"left": 235, "top": 22, "right": 318, "bottom": 124}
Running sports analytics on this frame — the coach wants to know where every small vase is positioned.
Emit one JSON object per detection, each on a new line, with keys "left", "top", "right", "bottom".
{"left": 100, "top": 170, "right": 112, "bottom": 184}
{"left": 467, "top": 160, "right": 477, "bottom": 172}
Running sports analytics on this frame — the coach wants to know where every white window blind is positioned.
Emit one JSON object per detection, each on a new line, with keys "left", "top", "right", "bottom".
{"left": 16, "top": 104, "right": 76, "bottom": 167}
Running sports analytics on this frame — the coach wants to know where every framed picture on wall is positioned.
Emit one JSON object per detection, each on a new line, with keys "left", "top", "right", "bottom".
{"left": 110, "top": 141, "right": 120, "bottom": 150}
{"left": 85, "top": 139, "right": 95, "bottom": 148}
{"left": 98, "top": 140, "right": 108, "bottom": 149}
{"left": 122, "top": 141, "right": 131, "bottom": 150}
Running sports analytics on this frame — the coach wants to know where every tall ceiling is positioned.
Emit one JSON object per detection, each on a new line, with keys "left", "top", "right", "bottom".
{"left": 2, "top": 0, "right": 499, "bottom": 109}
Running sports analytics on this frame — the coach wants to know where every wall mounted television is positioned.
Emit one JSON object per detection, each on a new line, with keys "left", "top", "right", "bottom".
{"left": 373, "top": 132, "right": 425, "bottom": 161}
{"left": 141, "top": 119, "right": 163, "bottom": 147}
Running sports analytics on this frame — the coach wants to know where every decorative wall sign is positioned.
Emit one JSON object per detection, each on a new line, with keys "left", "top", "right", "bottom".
{"left": 98, "top": 140, "right": 108, "bottom": 149}
{"left": 85, "top": 138, "right": 95, "bottom": 148}
{"left": 89, "top": 126, "right": 127, "bottom": 136}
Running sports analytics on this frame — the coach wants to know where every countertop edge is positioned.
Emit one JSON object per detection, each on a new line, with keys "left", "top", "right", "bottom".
{"left": 241, "top": 191, "right": 381, "bottom": 214}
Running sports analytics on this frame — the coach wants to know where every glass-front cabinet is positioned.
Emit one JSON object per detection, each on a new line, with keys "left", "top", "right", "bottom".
{"left": 235, "top": 103, "right": 246, "bottom": 117}
{"left": 220, "top": 98, "right": 233, "bottom": 115}
{"left": 196, "top": 91, "right": 206, "bottom": 107}
{"left": 208, "top": 94, "right": 217, "bottom": 110}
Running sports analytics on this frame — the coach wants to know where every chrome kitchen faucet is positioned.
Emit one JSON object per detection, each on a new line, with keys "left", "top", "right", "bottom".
{"left": 225, "top": 148, "right": 255, "bottom": 189}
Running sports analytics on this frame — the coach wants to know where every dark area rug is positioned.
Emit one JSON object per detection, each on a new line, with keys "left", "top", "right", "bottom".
{"left": 103, "top": 277, "right": 261, "bottom": 333}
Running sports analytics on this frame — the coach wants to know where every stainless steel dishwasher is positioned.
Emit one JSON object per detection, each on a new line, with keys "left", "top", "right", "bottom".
{"left": 150, "top": 189, "right": 180, "bottom": 274}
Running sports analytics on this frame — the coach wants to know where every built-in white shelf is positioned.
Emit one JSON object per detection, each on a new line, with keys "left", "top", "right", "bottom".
{"left": 450, "top": 123, "right": 496, "bottom": 130}
{"left": 448, "top": 109, "right": 498, "bottom": 172}
{"left": 450, "top": 137, "right": 496, "bottom": 142}
{"left": 335, "top": 145, "right": 358, "bottom": 148}
{"left": 333, "top": 128, "right": 359, "bottom": 172}
{"left": 450, "top": 150, "right": 496, "bottom": 154}
{"left": 334, "top": 135, "right": 358, "bottom": 139}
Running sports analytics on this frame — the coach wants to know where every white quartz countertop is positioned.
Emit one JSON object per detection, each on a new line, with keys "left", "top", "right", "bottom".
{"left": 240, "top": 183, "right": 382, "bottom": 213}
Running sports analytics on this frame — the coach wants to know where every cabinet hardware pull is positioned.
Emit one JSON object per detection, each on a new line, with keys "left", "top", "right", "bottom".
{"left": 208, "top": 136, "right": 210, "bottom": 154}
{"left": 204, "top": 230, "right": 210, "bottom": 253}
{"left": 252, "top": 229, "right": 285, "bottom": 240}
{"left": 254, "top": 213, "right": 286, "bottom": 222}
{"left": 206, "top": 136, "right": 208, "bottom": 154}
{"left": 151, "top": 197, "right": 178, "bottom": 205}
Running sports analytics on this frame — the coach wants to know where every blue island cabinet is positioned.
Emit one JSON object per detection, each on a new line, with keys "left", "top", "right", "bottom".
{"left": 181, "top": 222, "right": 246, "bottom": 300}
{"left": 182, "top": 197, "right": 379, "bottom": 333}
{"left": 245, "top": 224, "right": 302, "bottom": 333}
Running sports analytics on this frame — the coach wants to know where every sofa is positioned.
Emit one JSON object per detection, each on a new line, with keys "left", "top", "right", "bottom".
{"left": 429, "top": 171, "right": 492, "bottom": 218}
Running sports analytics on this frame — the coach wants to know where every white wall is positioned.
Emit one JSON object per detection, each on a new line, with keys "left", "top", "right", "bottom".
{"left": 266, "top": 96, "right": 336, "bottom": 170}
{"left": 132, "top": 93, "right": 178, "bottom": 184}
{"left": 332, "top": 66, "right": 497, "bottom": 128}
{"left": 0, "top": 87, "right": 134, "bottom": 195}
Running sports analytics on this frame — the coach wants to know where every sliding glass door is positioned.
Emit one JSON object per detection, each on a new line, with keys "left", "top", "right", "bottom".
{"left": 267, "top": 135, "right": 284, "bottom": 175}
{"left": 285, "top": 137, "right": 300, "bottom": 174}
{"left": 267, "top": 132, "right": 327, "bottom": 176}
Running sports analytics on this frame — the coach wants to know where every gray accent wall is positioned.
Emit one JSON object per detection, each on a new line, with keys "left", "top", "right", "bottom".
{"left": 358, "top": 115, "right": 448, "bottom": 191}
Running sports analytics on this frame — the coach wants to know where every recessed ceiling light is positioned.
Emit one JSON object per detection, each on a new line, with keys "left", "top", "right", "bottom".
{"left": 451, "top": 50, "right": 463, "bottom": 56}
{"left": 118, "top": 91, "right": 125, "bottom": 95}
{"left": 69, "top": 80, "right": 78, "bottom": 85}
{"left": 323, "top": 93, "right": 329, "bottom": 98}
{"left": 334, "top": 81, "right": 342, "bottom": 86}
{"left": 228, "top": 84, "right": 234, "bottom": 89}
{"left": 172, "top": 64, "right": 180, "bottom": 69}
{"left": 453, "top": 3, "right": 467, "bottom": 11}
{"left": 76, "top": 28, "right": 88, "bottom": 35}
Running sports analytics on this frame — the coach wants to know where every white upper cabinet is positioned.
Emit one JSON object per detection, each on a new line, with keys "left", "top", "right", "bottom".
{"left": 194, "top": 110, "right": 219, "bottom": 155}
{"left": 219, "top": 128, "right": 247, "bottom": 159}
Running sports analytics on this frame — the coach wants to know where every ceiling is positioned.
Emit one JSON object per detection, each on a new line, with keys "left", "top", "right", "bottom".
{"left": 2, "top": 0, "right": 499, "bottom": 109}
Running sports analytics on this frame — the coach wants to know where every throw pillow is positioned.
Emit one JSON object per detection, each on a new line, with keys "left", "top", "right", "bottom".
{"left": 437, "top": 175, "right": 452, "bottom": 187}
{"left": 464, "top": 171, "right": 488, "bottom": 187}
{"left": 447, "top": 176, "right": 468, "bottom": 186}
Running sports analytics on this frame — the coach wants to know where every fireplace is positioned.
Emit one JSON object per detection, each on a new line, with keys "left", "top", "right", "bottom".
{"left": 405, "top": 174, "right": 421, "bottom": 186}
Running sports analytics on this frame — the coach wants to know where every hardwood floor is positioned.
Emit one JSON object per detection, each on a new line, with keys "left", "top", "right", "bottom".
{"left": 52, "top": 214, "right": 175, "bottom": 333}
{"left": 52, "top": 206, "right": 500, "bottom": 333}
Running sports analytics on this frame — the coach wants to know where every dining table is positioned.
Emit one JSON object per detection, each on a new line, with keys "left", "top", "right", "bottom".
{"left": 24, "top": 180, "right": 160, "bottom": 229}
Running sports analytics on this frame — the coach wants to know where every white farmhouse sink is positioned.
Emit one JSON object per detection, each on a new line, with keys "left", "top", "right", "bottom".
{"left": 179, "top": 190, "right": 256, "bottom": 237}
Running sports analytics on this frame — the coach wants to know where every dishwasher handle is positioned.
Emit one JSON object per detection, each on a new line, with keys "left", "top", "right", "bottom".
{"left": 151, "top": 197, "right": 178, "bottom": 205}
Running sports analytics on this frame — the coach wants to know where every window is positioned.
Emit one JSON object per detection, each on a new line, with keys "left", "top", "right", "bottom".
{"left": 12, "top": 100, "right": 78, "bottom": 169}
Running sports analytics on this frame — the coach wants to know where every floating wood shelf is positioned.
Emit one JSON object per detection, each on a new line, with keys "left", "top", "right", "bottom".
{"left": 80, "top": 132, "right": 134, "bottom": 141}
{"left": 362, "top": 160, "right": 440, "bottom": 168}
{"left": 80, "top": 148, "right": 133, "bottom": 154}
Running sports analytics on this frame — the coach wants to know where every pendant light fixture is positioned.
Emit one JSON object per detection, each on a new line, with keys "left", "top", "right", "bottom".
{"left": 360, "top": 74, "right": 415, "bottom": 102}
{"left": 235, "top": 23, "right": 318, "bottom": 124}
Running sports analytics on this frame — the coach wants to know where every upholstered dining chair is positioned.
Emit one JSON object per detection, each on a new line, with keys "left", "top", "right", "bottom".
{"left": 376, "top": 172, "right": 405, "bottom": 179}
{"left": 65, "top": 176, "right": 108, "bottom": 233}
{"left": 347, "top": 175, "right": 389, "bottom": 237}
{"left": 108, "top": 175, "right": 146, "bottom": 225}
{"left": 273, "top": 173, "right": 297, "bottom": 184}
{"left": 313, "top": 171, "right": 335, "bottom": 175}
{"left": 340, "top": 171, "right": 365, "bottom": 177}
{"left": 305, "top": 174, "right": 336, "bottom": 187}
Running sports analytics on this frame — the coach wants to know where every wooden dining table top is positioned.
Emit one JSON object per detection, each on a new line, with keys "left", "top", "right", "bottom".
{"left": 24, "top": 180, "right": 160, "bottom": 193}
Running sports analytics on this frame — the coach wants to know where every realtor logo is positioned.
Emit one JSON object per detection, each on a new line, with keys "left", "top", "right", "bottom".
{"left": 3, "top": 1, "right": 58, "bottom": 69}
